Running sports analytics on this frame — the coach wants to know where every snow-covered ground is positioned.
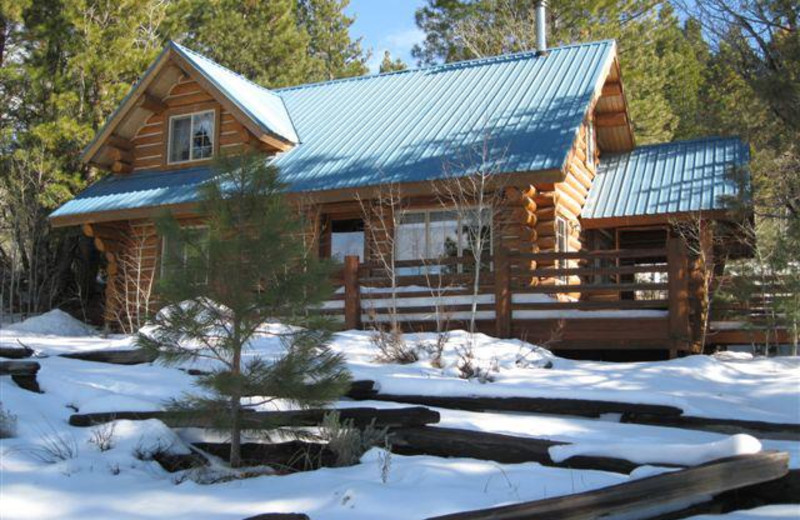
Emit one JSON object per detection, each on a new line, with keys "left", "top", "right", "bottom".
{"left": 1, "top": 310, "right": 798, "bottom": 519}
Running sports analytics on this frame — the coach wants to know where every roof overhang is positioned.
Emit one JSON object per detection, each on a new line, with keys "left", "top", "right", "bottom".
{"left": 49, "top": 167, "right": 563, "bottom": 228}
{"left": 582, "top": 209, "right": 738, "bottom": 230}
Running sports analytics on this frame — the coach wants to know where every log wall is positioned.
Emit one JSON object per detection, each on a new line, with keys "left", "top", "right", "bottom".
{"left": 130, "top": 76, "right": 262, "bottom": 172}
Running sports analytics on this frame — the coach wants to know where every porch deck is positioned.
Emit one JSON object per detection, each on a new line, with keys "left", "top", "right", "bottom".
{"left": 323, "top": 237, "right": 697, "bottom": 358}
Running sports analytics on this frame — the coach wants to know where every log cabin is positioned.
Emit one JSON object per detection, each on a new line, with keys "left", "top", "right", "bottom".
{"left": 49, "top": 31, "right": 753, "bottom": 359}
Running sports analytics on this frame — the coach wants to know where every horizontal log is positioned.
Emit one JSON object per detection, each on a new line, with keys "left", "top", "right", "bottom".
{"left": 0, "top": 361, "right": 41, "bottom": 393}
{"left": 0, "top": 345, "right": 34, "bottom": 359}
{"left": 390, "top": 426, "right": 639, "bottom": 474}
{"left": 622, "top": 413, "right": 800, "bottom": 441}
{"left": 511, "top": 248, "right": 666, "bottom": 261}
{"left": 512, "top": 299, "right": 668, "bottom": 311}
{"left": 69, "top": 406, "right": 440, "bottom": 429}
{"left": 525, "top": 264, "right": 668, "bottom": 278}
{"left": 0, "top": 360, "right": 40, "bottom": 375}
{"left": 244, "top": 514, "right": 311, "bottom": 520}
{"left": 60, "top": 349, "right": 158, "bottom": 365}
{"left": 427, "top": 451, "right": 789, "bottom": 520}
{"left": 196, "top": 441, "right": 335, "bottom": 472}
{"left": 344, "top": 390, "right": 683, "bottom": 418}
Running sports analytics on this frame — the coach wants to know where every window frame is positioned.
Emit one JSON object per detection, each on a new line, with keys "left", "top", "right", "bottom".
{"left": 159, "top": 225, "right": 210, "bottom": 285}
{"left": 394, "top": 207, "right": 493, "bottom": 263}
{"left": 555, "top": 216, "right": 570, "bottom": 284}
{"left": 586, "top": 122, "right": 596, "bottom": 169}
{"left": 166, "top": 109, "right": 217, "bottom": 165}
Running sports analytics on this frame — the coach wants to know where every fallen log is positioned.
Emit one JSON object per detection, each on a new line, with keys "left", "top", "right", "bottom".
{"left": 59, "top": 349, "right": 158, "bottom": 365}
{"left": 0, "top": 360, "right": 41, "bottom": 393}
{"left": 390, "top": 426, "right": 640, "bottom": 474}
{"left": 195, "top": 441, "right": 335, "bottom": 472}
{"left": 426, "top": 451, "right": 789, "bottom": 520}
{"left": 0, "top": 345, "right": 34, "bottom": 359}
{"left": 243, "top": 514, "right": 310, "bottom": 520}
{"left": 346, "top": 388, "right": 683, "bottom": 418}
{"left": 69, "top": 406, "right": 440, "bottom": 429}
{"left": 622, "top": 412, "right": 800, "bottom": 441}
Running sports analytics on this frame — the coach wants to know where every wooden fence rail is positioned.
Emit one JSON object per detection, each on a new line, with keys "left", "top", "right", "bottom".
{"left": 330, "top": 236, "right": 694, "bottom": 353}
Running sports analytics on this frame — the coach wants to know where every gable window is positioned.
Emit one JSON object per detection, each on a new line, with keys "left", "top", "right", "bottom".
{"left": 168, "top": 110, "right": 215, "bottom": 164}
{"left": 395, "top": 208, "right": 492, "bottom": 274}
{"left": 586, "top": 122, "right": 596, "bottom": 169}
{"left": 161, "top": 227, "right": 209, "bottom": 285}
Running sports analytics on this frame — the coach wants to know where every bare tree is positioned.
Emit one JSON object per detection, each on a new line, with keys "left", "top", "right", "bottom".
{"left": 108, "top": 230, "right": 156, "bottom": 334}
{"left": 435, "top": 132, "right": 509, "bottom": 338}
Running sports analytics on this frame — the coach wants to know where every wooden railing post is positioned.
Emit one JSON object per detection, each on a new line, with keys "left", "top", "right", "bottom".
{"left": 495, "top": 249, "right": 512, "bottom": 338}
{"left": 667, "top": 236, "right": 691, "bottom": 357}
{"left": 344, "top": 255, "right": 361, "bottom": 330}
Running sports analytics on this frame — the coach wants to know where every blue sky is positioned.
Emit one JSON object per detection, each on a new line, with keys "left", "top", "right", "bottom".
{"left": 345, "top": 0, "right": 427, "bottom": 72}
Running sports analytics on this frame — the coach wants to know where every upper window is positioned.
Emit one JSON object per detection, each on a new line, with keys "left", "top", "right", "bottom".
{"left": 168, "top": 110, "right": 215, "bottom": 164}
{"left": 586, "top": 122, "right": 596, "bottom": 169}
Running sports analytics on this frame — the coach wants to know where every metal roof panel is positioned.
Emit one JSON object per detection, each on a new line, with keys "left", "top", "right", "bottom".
{"left": 582, "top": 136, "right": 749, "bottom": 220}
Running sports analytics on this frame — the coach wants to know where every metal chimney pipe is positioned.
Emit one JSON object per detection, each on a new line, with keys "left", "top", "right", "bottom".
{"left": 536, "top": 0, "right": 548, "bottom": 55}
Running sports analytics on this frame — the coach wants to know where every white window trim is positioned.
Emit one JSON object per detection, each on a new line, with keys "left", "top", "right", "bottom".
{"left": 555, "top": 216, "right": 570, "bottom": 284}
{"left": 167, "top": 109, "right": 216, "bottom": 165}
{"left": 396, "top": 207, "right": 493, "bottom": 261}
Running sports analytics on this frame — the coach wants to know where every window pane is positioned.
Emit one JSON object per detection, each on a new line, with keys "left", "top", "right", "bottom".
{"left": 396, "top": 221, "right": 426, "bottom": 261}
{"left": 169, "top": 116, "right": 191, "bottom": 163}
{"left": 428, "top": 215, "right": 459, "bottom": 259}
{"left": 461, "top": 209, "right": 492, "bottom": 272}
{"left": 192, "top": 112, "right": 214, "bottom": 160}
{"left": 184, "top": 228, "right": 209, "bottom": 285}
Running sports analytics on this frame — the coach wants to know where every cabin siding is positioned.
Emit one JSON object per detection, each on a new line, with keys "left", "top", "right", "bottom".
{"left": 130, "top": 77, "right": 257, "bottom": 172}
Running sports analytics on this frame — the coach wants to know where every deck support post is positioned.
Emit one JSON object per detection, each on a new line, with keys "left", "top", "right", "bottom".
{"left": 343, "top": 255, "right": 361, "bottom": 330}
{"left": 667, "top": 236, "right": 691, "bottom": 357}
{"left": 494, "top": 248, "right": 512, "bottom": 338}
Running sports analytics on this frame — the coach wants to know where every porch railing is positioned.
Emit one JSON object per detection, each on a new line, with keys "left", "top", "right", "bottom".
{"left": 325, "top": 236, "right": 693, "bottom": 350}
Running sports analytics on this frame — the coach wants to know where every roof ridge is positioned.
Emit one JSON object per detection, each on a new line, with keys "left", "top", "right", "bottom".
{"left": 275, "top": 39, "right": 617, "bottom": 93}
{"left": 170, "top": 41, "right": 283, "bottom": 101}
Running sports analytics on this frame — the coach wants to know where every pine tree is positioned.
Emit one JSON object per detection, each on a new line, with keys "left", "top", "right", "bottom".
{"left": 137, "top": 153, "right": 351, "bottom": 468}
{"left": 171, "top": 0, "right": 313, "bottom": 88}
{"left": 379, "top": 50, "right": 408, "bottom": 73}
{"left": 297, "top": 0, "right": 368, "bottom": 81}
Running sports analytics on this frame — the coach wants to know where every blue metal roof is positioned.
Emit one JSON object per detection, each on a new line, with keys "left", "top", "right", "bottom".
{"left": 272, "top": 40, "right": 616, "bottom": 191}
{"left": 582, "top": 137, "right": 749, "bottom": 221}
{"left": 171, "top": 42, "right": 299, "bottom": 144}
{"left": 53, "top": 40, "right": 620, "bottom": 220}
{"left": 50, "top": 166, "right": 216, "bottom": 219}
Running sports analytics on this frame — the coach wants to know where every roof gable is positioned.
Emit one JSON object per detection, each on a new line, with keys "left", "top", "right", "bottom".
{"left": 81, "top": 41, "right": 298, "bottom": 169}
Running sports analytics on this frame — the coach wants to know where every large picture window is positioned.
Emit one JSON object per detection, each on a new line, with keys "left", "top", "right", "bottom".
{"left": 168, "top": 110, "right": 215, "bottom": 164}
{"left": 395, "top": 208, "right": 492, "bottom": 273}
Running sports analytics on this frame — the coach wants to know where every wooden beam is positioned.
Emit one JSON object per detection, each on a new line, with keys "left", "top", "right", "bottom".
{"left": 139, "top": 92, "right": 167, "bottom": 113}
{"left": 601, "top": 82, "right": 623, "bottom": 96}
{"left": 595, "top": 111, "right": 628, "bottom": 127}
{"left": 106, "top": 134, "right": 133, "bottom": 151}
{"left": 427, "top": 452, "right": 790, "bottom": 520}
{"left": 103, "top": 145, "right": 133, "bottom": 163}
{"left": 111, "top": 160, "right": 133, "bottom": 174}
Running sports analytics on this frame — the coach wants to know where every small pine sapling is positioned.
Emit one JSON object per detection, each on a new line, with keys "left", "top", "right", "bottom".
{"left": 138, "top": 153, "right": 352, "bottom": 468}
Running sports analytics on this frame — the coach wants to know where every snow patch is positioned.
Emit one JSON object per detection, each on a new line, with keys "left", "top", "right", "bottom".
{"left": 3, "top": 310, "right": 97, "bottom": 337}
{"left": 549, "top": 434, "right": 763, "bottom": 467}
